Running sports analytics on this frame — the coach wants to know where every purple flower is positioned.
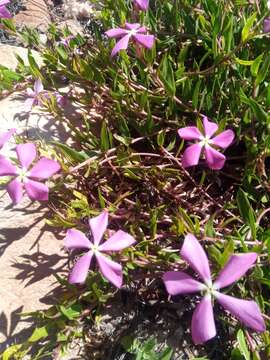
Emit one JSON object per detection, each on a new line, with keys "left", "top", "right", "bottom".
{"left": 105, "top": 22, "right": 155, "bottom": 57}
{"left": 263, "top": 18, "right": 270, "bottom": 33}
{"left": 178, "top": 116, "right": 234, "bottom": 170}
{"left": 59, "top": 35, "right": 75, "bottom": 47}
{"left": 25, "top": 79, "right": 44, "bottom": 111}
{"left": 54, "top": 93, "right": 67, "bottom": 107}
{"left": 134, "top": 0, "right": 149, "bottom": 11}
{"left": 65, "top": 210, "right": 136, "bottom": 288}
{"left": 163, "top": 234, "right": 265, "bottom": 344}
{"left": 0, "top": 128, "right": 15, "bottom": 150}
{"left": 0, "top": 0, "right": 12, "bottom": 18}
{"left": 0, "top": 143, "right": 60, "bottom": 204}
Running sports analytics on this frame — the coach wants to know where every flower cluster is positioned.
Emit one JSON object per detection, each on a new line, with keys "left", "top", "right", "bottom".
{"left": 64, "top": 210, "right": 265, "bottom": 344}
{"left": 1, "top": 0, "right": 266, "bottom": 350}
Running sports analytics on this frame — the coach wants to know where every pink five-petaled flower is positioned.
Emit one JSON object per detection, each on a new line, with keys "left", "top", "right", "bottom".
{"left": 0, "top": 128, "right": 15, "bottom": 150}
{"left": 178, "top": 116, "right": 234, "bottom": 170}
{"left": 0, "top": 0, "right": 11, "bottom": 18}
{"left": 0, "top": 143, "right": 60, "bottom": 204}
{"left": 163, "top": 234, "right": 265, "bottom": 345}
{"left": 105, "top": 22, "right": 155, "bottom": 57}
{"left": 25, "top": 79, "right": 44, "bottom": 111}
{"left": 134, "top": 0, "right": 149, "bottom": 11}
{"left": 64, "top": 210, "right": 136, "bottom": 288}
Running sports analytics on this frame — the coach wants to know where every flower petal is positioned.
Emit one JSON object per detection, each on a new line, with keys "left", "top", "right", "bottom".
{"left": 181, "top": 234, "right": 212, "bottom": 283}
{"left": 182, "top": 143, "right": 203, "bottom": 168}
{"left": 203, "top": 116, "right": 218, "bottom": 137}
{"left": 0, "top": 155, "right": 17, "bottom": 176}
{"left": 178, "top": 126, "right": 203, "bottom": 140}
{"left": 263, "top": 18, "right": 270, "bottom": 33}
{"left": 34, "top": 79, "right": 43, "bottom": 94}
{"left": 216, "top": 292, "right": 266, "bottom": 332}
{"left": 7, "top": 178, "right": 23, "bottom": 204}
{"left": 191, "top": 295, "right": 216, "bottom": 344}
{"left": 24, "top": 98, "right": 36, "bottom": 111}
{"left": 133, "top": 34, "right": 155, "bottom": 49}
{"left": 26, "top": 88, "right": 35, "bottom": 97}
{"left": 0, "top": 1, "right": 10, "bottom": 6}
{"left": 64, "top": 229, "right": 91, "bottom": 251}
{"left": 134, "top": 0, "right": 149, "bottom": 11}
{"left": 16, "top": 143, "right": 36, "bottom": 170}
{"left": 0, "top": 6, "right": 11, "bottom": 18}
{"left": 24, "top": 179, "right": 49, "bottom": 201}
{"left": 137, "top": 26, "right": 147, "bottom": 33}
{"left": 89, "top": 210, "right": 108, "bottom": 245}
{"left": 204, "top": 145, "right": 226, "bottom": 170}
{"left": 96, "top": 252, "right": 123, "bottom": 288}
{"left": 111, "top": 34, "right": 131, "bottom": 57}
{"left": 214, "top": 253, "right": 257, "bottom": 290}
{"left": 211, "top": 130, "right": 235, "bottom": 149}
{"left": 0, "top": 129, "right": 16, "bottom": 149}
{"left": 163, "top": 271, "right": 205, "bottom": 295}
{"left": 69, "top": 252, "right": 93, "bottom": 284}
{"left": 98, "top": 230, "right": 136, "bottom": 252}
{"left": 28, "top": 158, "right": 60, "bottom": 179}
{"left": 125, "top": 22, "right": 141, "bottom": 30}
{"left": 105, "top": 28, "right": 128, "bottom": 38}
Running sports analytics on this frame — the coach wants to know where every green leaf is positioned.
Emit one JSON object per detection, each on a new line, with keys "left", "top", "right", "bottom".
{"left": 159, "top": 55, "right": 176, "bottom": 96}
{"left": 51, "top": 141, "right": 89, "bottom": 163}
{"left": 240, "top": 89, "right": 268, "bottom": 123}
{"left": 255, "top": 55, "right": 270, "bottom": 86}
{"left": 158, "top": 347, "right": 173, "bottom": 360}
{"left": 251, "top": 54, "right": 263, "bottom": 77}
{"left": 28, "top": 326, "right": 49, "bottom": 342}
{"left": 2, "top": 344, "right": 23, "bottom": 360}
{"left": 59, "top": 303, "right": 82, "bottom": 320}
{"left": 28, "top": 50, "right": 42, "bottom": 79}
{"left": 235, "top": 58, "right": 254, "bottom": 66}
{"left": 237, "top": 329, "right": 250, "bottom": 360}
{"left": 100, "top": 121, "right": 112, "bottom": 151}
{"left": 236, "top": 189, "right": 256, "bottom": 239}
{"left": 241, "top": 13, "right": 257, "bottom": 42}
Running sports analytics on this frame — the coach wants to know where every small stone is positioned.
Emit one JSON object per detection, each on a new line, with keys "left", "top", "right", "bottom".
{"left": 0, "top": 45, "right": 43, "bottom": 71}
{"left": 14, "top": 0, "right": 51, "bottom": 32}
{"left": 57, "top": 19, "right": 84, "bottom": 35}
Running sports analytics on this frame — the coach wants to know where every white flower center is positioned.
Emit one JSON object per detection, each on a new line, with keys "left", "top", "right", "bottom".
{"left": 17, "top": 168, "right": 29, "bottom": 182}
{"left": 199, "top": 135, "right": 212, "bottom": 147}
{"left": 90, "top": 244, "right": 99, "bottom": 253}
{"left": 129, "top": 29, "right": 138, "bottom": 36}
{"left": 203, "top": 281, "right": 217, "bottom": 297}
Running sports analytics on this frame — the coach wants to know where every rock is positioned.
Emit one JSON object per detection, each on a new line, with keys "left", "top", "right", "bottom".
{"left": 57, "top": 19, "right": 84, "bottom": 35}
{"left": 62, "top": 0, "right": 94, "bottom": 20}
{"left": 0, "top": 92, "right": 69, "bottom": 351}
{"left": 14, "top": 0, "right": 51, "bottom": 32}
{"left": 0, "top": 45, "right": 43, "bottom": 71}
{"left": 0, "top": 191, "right": 67, "bottom": 351}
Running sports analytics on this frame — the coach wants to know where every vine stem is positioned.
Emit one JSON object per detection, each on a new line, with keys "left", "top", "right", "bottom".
{"left": 161, "top": 147, "right": 242, "bottom": 222}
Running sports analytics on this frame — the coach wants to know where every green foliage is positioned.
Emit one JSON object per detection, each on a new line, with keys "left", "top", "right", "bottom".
{"left": 121, "top": 336, "right": 173, "bottom": 360}
{"left": 1, "top": 1, "right": 270, "bottom": 359}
